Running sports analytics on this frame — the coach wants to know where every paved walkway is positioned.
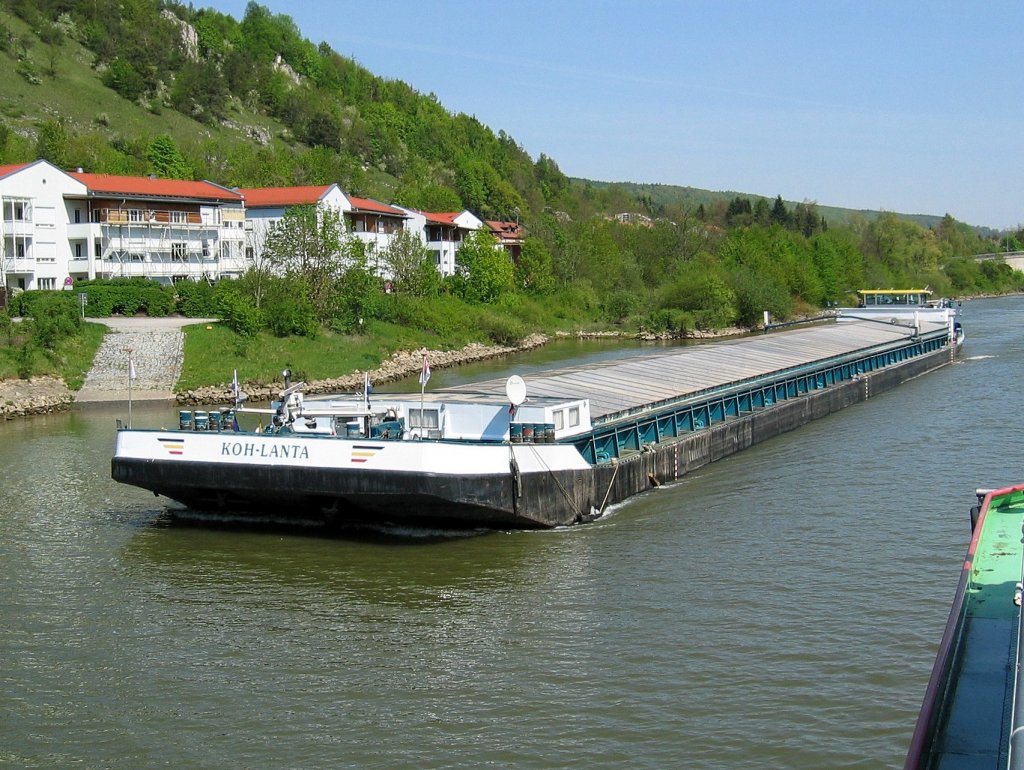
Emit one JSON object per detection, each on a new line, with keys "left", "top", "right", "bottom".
{"left": 76, "top": 317, "right": 217, "bottom": 403}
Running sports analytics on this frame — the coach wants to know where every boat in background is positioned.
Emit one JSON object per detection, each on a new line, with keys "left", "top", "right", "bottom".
{"left": 837, "top": 289, "right": 963, "bottom": 349}
{"left": 904, "top": 485, "right": 1024, "bottom": 768}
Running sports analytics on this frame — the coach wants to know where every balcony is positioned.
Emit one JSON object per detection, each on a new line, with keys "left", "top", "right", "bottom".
{"left": 92, "top": 208, "right": 236, "bottom": 229}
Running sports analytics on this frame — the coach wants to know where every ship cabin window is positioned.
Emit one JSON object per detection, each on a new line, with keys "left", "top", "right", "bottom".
{"left": 408, "top": 408, "right": 439, "bottom": 429}
{"left": 568, "top": 406, "right": 580, "bottom": 427}
{"left": 553, "top": 410, "right": 564, "bottom": 431}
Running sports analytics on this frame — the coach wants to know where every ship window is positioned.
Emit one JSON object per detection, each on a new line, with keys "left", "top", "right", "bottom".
{"left": 553, "top": 410, "right": 564, "bottom": 430}
{"left": 409, "top": 408, "right": 439, "bottom": 429}
{"left": 568, "top": 406, "right": 580, "bottom": 427}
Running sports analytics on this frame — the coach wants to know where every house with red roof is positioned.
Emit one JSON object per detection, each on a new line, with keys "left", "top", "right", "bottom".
{"left": 485, "top": 219, "right": 524, "bottom": 263}
{"left": 236, "top": 184, "right": 348, "bottom": 267}
{"left": 395, "top": 208, "right": 484, "bottom": 276}
{"left": 0, "top": 159, "right": 247, "bottom": 293}
{"left": 344, "top": 195, "right": 408, "bottom": 255}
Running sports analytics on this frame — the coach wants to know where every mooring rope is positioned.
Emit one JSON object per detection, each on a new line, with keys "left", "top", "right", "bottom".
{"left": 521, "top": 444, "right": 583, "bottom": 519}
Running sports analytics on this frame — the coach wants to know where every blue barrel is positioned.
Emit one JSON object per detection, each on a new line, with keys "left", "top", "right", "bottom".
{"left": 509, "top": 423, "right": 523, "bottom": 443}
{"left": 193, "top": 410, "right": 209, "bottom": 431}
{"left": 178, "top": 410, "right": 193, "bottom": 430}
{"left": 521, "top": 423, "right": 534, "bottom": 442}
{"left": 208, "top": 411, "right": 223, "bottom": 431}
{"left": 222, "top": 409, "right": 236, "bottom": 431}
{"left": 543, "top": 423, "right": 556, "bottom": 443}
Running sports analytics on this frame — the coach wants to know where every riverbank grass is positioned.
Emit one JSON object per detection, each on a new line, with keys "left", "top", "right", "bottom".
{"left": 178, "top": 320, "right": 447, "bottom": 390}
{"left": 0, "top": 321, "right": 106, "bottom": 389}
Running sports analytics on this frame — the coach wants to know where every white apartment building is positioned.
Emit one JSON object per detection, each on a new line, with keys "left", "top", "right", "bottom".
{"left": 0, "top": 161, "right": 524, "bottom": 304}
{"left": 0, "top": 160, "right": 247, "bottom": 295}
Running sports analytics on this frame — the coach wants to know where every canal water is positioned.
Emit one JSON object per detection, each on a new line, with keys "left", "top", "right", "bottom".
{"left": 2, "top": 298, "right": 1022, "bottom": 769}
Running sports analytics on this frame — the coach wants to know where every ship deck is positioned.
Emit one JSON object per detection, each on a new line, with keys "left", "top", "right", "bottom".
{"left": 448, "top": 318, "right": 952, "bottom": 422}
{"left": 907, "top": 485, "right": 1024, "bottom": 769}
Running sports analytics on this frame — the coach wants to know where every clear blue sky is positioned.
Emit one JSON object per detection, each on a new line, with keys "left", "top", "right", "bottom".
{"left": 204, "top": 1, "right": 1023, "bottom": 230}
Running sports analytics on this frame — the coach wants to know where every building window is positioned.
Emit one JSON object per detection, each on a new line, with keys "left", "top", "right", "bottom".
{"left": 75, "top": 243, "right": 83, "bottom": 258}
{"left": 74, "top": 209, "right": 81, "bottom": 223}
{"left": 38, "top": 278, "right": 56, "bottom": 290}
{"left": 128, "top": 209, "right": 143, "bottom": 222}
{"left": 95, "top": 242, "right": 102, "bottom": 258}
{"left": 170, "top": 211, "right": 187, "bottom": 224}
{"left": 15, "top": 243, "right": 24, "bottom": 258}
{"left": 171, "top": 243, "right": 187, "bottom": 261}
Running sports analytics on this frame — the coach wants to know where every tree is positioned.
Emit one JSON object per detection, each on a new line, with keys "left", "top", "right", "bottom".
{"left": 379, "top": 228, "right": 433, "bottom": 293}
{"left": 35, "top": 118, "right": 70, "bottom": 168}
{"left": 770, "top": 195, "right": 790, "bottom": 227}
{"left": 264, "top": 204, "right": 345, "bottom": 321}
{"left": 146, "top": 135, "right": 191, "bottom": 179}
{"left": 514, "top": 237, "right": 555, "bottom": 294}
{"left": 452, "top": 229, "right": 513, "bottom": 303}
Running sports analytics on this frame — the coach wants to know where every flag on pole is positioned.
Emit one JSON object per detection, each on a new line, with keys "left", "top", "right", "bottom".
{"left": 418, "top": 353, "right": 431, "bottom": 387}
{"left": 128, "top": 353, "right": 137, "bottom": 381}
{"left": 231, "top": 369, "right": 239, "bottom": 399}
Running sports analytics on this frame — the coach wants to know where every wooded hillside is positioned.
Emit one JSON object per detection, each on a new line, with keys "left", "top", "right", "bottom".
{"left": 1, "top": 0, "right": 1021, "bottom": 340}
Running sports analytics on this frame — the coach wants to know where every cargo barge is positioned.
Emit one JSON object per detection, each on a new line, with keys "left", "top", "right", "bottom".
{"left": 905, "top": 484, "right": 1024, "bottom": 769}
{"left": 112, "top": 315, "right": 961, "bottom": 528}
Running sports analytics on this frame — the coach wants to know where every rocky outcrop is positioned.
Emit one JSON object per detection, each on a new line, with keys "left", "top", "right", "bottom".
{"left": 177, "top": 334, "right": 549, "bottom": 406}
{"left": 0, "top": 376, "right": 74, "bottom": 419}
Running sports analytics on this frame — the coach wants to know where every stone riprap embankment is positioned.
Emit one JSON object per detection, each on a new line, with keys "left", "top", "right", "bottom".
{"left": 177, "top": 334, "right": 549, "bottom": 405}
{"left": 0, "top": 376, "right": 74, "bottom": 419}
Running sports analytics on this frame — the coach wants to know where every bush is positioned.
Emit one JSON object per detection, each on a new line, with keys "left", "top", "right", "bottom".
{"left": 262, "top": 291, "right": 318, "bottom": 338}
{"left": 29, "top": 292, "right": 81, "bottom": 350}
{"left": 602, "top": 291, "right": 640, "bottom": 323}
{"left": 175, "top": 280, "right": 218, "bottom": 317}
{"left": 15, "top": 338, "right": 36, "bottom": 378}
{"left": 374, "top": 294, "right": 474, "bottom": 339}
{"left": 76, "top": 278, "right": 174, "bottom": 317}
{"left": 475, "top": 309, "right": 527, "bottom": 346}
{"left": 644, "top": 308, "right": 693, "bottom": 336}
{"left": 217, "top": 290, "right": 262, "bottom": 337}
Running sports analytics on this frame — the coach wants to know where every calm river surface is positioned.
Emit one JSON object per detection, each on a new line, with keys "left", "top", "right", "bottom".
{"left": 3, "top": 297, "right": 1023, "bottom": 769}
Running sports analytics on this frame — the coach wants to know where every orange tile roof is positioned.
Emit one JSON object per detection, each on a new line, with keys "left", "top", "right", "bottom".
{"left": 238, "top": 185, "right": 333, "bottom": 207}
{"left": 67, "top": 171, "right": 242, "bottom": 202}
{"left": 422, "top": 211, "right": 462, "bottom": 225}
{"left": 0, "top": 162, "right": 31, "bottom": 179}
{"left": 346, "top": 195, "right": 405, "bottom": 216}
{"left": 485, "top": 220, "right": 523, "bottom": 239}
